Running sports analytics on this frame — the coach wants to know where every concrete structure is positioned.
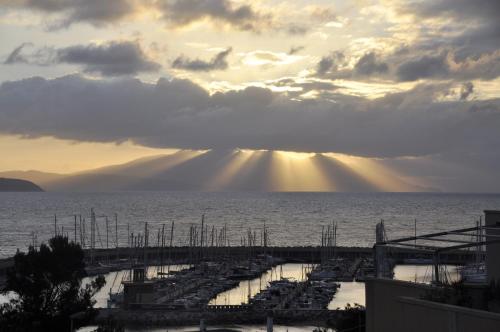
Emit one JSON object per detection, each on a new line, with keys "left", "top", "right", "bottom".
{"left": 122, "top": 268, "right": 156, "bottom": 309}
{"left": 366, "top": 210, "right": 500, "bottom": 332}
{"left": 365, "top": 278, "right": 432, "bottom": 332}
{"left": 398, "top": 296, "right": 500, "bottom": 332}
{"left": 122, "top": 281, "right": 156, "bottom": 309}
{"left": 485, "top": 210, "right": 500, "bottom": 283}
{"left": 365, "top": 278, "right": 500, "bottom": 332}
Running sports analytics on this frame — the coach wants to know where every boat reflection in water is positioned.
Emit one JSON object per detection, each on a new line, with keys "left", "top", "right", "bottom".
{"left": 209, "top": 263, "right": 310, "bottom": 305}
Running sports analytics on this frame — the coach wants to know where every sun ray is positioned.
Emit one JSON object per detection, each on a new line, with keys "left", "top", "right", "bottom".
{"left": 324, "top": 153, "right": 421, "bottom": 191}
{"left": 203, "top": 149, "right": 256, "bottom": 190}
{"left": 269, "top": 151, "right": 336, "bottom": 191}
{"left": 124, "top": 150, "right": 207, "bottom": 178}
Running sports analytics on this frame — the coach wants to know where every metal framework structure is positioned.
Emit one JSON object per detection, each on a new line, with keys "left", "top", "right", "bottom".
{"left": 374, "top": 223, "right": 500, "bottom": 283}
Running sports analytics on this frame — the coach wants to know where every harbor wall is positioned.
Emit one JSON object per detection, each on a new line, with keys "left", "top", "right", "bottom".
{"left": 365, "top": 278, "right": 500, "bottom": 332}
{"left": 82, "top": 246, "right": 478, "bottom": 264}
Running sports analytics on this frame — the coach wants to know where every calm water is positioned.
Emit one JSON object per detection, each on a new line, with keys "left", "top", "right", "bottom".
{"left": 0, "top": 192, "right": 498, "bottom": 258}
{"left": 209, "top": 263, "right": 310, "bottom": 306}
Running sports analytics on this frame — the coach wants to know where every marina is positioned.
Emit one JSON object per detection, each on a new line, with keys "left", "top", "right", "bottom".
{"left": 0, "top": 206, "right": 497, "bottom": 331}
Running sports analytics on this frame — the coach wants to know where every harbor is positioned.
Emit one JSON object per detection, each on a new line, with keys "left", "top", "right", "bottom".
{"left": 0, "top": 209, "right": 496, "bottom": 331}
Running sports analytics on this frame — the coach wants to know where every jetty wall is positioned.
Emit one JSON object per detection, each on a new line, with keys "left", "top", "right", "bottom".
{"left": 84, "top": 245, "right": 476, "bottom": 264}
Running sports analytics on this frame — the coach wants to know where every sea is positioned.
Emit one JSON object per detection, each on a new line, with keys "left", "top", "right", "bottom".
{"left": 1, "top": 191, "right": 499, "bottom": 258}
{"left": 2, "top": 191, "right": 494, "bottom": 331}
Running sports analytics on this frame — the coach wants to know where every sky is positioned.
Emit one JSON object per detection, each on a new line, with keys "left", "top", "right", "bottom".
{"left": 0, "top": 0, "right": 499, "bottom": 192}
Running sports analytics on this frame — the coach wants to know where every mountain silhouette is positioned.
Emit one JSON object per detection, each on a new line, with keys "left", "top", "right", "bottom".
{"left": 0, "top": 178, "right": 44, "bottom": 192}
{"left": 0, "top": 150, "right": 429, "bottom": 192}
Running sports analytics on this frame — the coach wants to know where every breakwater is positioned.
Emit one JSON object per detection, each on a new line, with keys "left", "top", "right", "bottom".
{"left": 0, "top": 245, "right": 479, "bottom": 288}
{"left": 83, "top": 245, "right": 478, "bottom": 264}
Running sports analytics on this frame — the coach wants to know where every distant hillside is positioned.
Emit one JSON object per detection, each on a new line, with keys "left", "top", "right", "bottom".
{"left": 0, "top": 178, "right": 44, "bottom": 192}
{"left": 0, "top": 170, "right": 65, "bottom": 187}
{"left": 30, "top": 150, "right": 430, "bottom": 192}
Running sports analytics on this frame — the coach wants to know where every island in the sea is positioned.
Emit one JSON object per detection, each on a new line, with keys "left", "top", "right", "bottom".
{"left": 0, "top": 178, "right": 44, "bottom": 192}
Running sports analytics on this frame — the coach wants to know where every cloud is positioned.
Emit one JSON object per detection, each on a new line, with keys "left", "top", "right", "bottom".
{"left": 316, "top": 52, "right": 345, "bottom": 76}
{"left": 404, "top": 0, "right": 500, "bottom": 22}
{"left": 285, "top": 24, "right": 308, "bottom": 35}
{"left": 397, "top": 0, "right": 500, "bottom": 71}
{"left": 3, "top": 41, "right": 161, "bottom": 76}
{"left": 315, "top": 52, "right": 388, "bottom": 79}
{"left": 288, "top": 46, "right": 305, "bottom": 55}
{"left": 56, "top": 41, "right": 161, "bottom": 76}
{"left": 0, "top": 0, "right": 137, "bottom": 28}
{"left": 354, "top": 52, "right": 388, "bottom": 76}
{"left": 172, "top": 47, "right": 232, "bottom": 71}
{"left": 305, "top": 0, "right": 499, "bottom": 83}
{"left": 309, "top": 7, "right": 337, "bottom": 22}
{"left": 157, "top": 0, "right": 272, "bottom": 32}
{"left": 239, "top": 50, "right": 304, "bottom": 67}
{"left": 268, "top": 78, "right": 339, "bottom": 97}
{"left": 395, "top": 53, "right": 449, "bottom": 81}
{"left": 0, "top": 75, "right": 499, "bottom": 160}
{"left": 460, "top": 82, "right": 474, "bottom": 100}
{"left": 3, "top": 42, "right": 32, "bottom": 64}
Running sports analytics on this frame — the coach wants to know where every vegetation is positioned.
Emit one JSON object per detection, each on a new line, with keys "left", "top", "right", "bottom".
{"left": 0, "top": 236, "right": 105, "bottom": 331}
{"left": 421, "top": 281, "right": 474, "bottom": 308}
{"left": 325, "top": 303, "right": 366, "bottom": 332}
{"left": 421, "top": 279, "right": 500, "bottom": 312}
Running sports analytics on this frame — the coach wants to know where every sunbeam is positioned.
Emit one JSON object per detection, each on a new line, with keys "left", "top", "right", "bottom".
{"left": 203, "top": 149, "right": 255, "bottom": 190}
{"left": 325, "top": 153, "right": 422, "bottom": 192}
{"left": 268, "top": 151, "right": 336, "bottom": 191}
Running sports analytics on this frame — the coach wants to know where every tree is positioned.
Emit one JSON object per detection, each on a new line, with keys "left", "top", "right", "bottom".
{"left": 0, "top": 236, "right": 105, "bottom": 331}
{"left": 327, "top": 303, "right": 366, "bottom": 332}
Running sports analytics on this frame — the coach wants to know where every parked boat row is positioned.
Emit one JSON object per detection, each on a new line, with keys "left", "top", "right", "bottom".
{"left": 310, "top": 258, "right": 362, "bottom": 282}
{"left": 118, "top": 255, "right": 284, "bottom": 309}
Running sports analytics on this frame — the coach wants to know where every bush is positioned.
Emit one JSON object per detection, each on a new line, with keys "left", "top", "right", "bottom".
{"left": 0, "top": 236, "right": 105, "bottom": 332}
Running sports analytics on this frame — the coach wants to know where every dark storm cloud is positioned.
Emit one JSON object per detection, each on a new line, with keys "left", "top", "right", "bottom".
{"left": 172, "top": 48, "right": 231, "bottom": 72}
{"left": 396, "top": 0, "right": 500, "bottom": 79}
{"left": 3, "top": 41, "right": 161, "bottom": 76}
{"left": 315, "top": 52, "right": 388, "bottom": 80}
{"left": 157, "top": 0, "right": 272, "bottom": 32}
{"left": 395, "top": 53, "right": 449, "bottom": 82}
{"left": 56, "top": 41, "right": 161, "bottom": 76}
{"left": 0, "top": 75, "right": 499, "bottom": 159}
{"left": 316, "top": 52, "right": 344, "bottom": 76}
{"left": 405, "top": 0, "right": 500, "bottom": 21}
{"left": 314, "top": 47, "right": 500, "bottom": 82}
{"left": 0, "top": 0, "right": 137, "bottom": 28}
{"left": 3, "top": 43, "right": 32, "bottom": 64}
{"left": 309, "top": 0, "right": 500, "bottom": 83}
{"left": 353, "top": 52, "right": 388, "bottom": 76}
